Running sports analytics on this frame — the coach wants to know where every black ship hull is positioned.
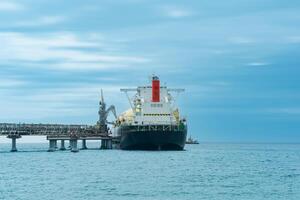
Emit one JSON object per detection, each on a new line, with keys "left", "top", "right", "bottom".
{"left": 117, "top": 125, "right": 187, "bottom": 150}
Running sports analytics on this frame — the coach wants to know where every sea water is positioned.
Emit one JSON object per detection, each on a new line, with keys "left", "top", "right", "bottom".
{"left": 0, "top": 143, "right": 299, "bottom": 200}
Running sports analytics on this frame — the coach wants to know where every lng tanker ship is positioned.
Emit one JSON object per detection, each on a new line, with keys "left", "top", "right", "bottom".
{"left": 114, "top": 75, "right": 187, "bottom": 150}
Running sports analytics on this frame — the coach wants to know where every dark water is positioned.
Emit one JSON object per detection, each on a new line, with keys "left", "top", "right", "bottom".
{"left": 0, "top": 143, "right": 300, "bottom": 200}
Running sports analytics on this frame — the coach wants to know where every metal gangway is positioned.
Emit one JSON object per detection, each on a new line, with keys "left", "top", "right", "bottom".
{"left": 0, "top": 123, "right": 90, "bottom": 136}
{"left": 0, "top": 123, "right": 116, "bottom": 152}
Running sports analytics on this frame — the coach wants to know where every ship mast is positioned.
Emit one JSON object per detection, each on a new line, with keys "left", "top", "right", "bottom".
{"left": 120, "top": 88, "right": 136, "bottom": 110}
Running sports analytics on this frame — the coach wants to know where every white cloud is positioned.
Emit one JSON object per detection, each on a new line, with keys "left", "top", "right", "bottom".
{"left": 1, "top": 32, "right": 96, "bottom": 48}
{"left": 0, "top": 83, "right": 130, "bottom": 123}
{"left": 0, "top": 32, "right": 149, "bottom": 70}
{"left": 286, "top": 36, "right": 300, "bottom": 43}
{"left": 267, "top": 108, "right": 300, "bottom": 115}
{"left": 0, "top": 78, "right": 27, "bottom": 88}
{"left": 247, "top": 62, "right": 270, "bottom": 66}
{"left": 229, "top": 37, "right": 256, "bottom": 44}
{"left": 0, "top": 1, "right": 23, "bottom": 11}
{"left": 161, "top": 6, "right": 193, "bottom": 18}
{"left": 21, "top": 84, "right": 124, "bottom": 102}
{"left": 48, "top": 61, "right": 140, "bottom": 71}
{"left": 15, "top": 16, "right": 66, "bottom": 27}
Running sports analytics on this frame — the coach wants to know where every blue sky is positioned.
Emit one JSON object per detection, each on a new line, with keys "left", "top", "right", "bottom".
{"left": 0, "top": 0, "right": 299, "bottom": 142}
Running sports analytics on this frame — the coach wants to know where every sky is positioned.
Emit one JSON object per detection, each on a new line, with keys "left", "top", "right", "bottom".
{"left": 0, "top": 0, "right": 300, "bottom": 143}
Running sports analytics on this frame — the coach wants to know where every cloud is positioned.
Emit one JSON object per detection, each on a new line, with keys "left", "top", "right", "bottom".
{"left": 267, "top": 108, "right": 300, "bottom": 115}
{"left": 20, "top": 84, "right": 124, "bottom": 102}
{"left": 286, "top": 36, "right": 300, "bottom": 43}
{"left": 0, "top": 83, "right": 130, "bottom": 123}
{"left": 0, "top": 32, "right": 149, "bottom": 71}
{"left": 229, "top": 37, "right": 256, "bottom": 44}
{"left": 46, "top": 60, "right": 143, "bottom": 71}
{"left": 0, "top": 78, "right": 27, "bottom": 88}
{"left": 160, "top": 6, "right": 193, "bottom": 19}
{"left": 247, "top": 62, "right": 270, "bottom": 66}
{"left": 1, "top": 32, "right": 96, "bottom": 48}
{"left": 0, "top": 1, "right": 23, "bottom": 11}
{"left": 15, "top": 16, "right": 66, "bottom": 27}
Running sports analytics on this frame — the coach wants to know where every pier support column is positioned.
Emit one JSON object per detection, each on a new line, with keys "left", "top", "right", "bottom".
{"left": 81, "top": 139, "right": 87, "bottom": 150}
{"left": 54, "top": 140, "right": 58, "bottom": 149}
{"left": 101, "top": 139, "right": 112, "bottom": 149}
{"left": 69, "top": 133, "right": 79, "bottom": 152}
{"left": 7, "top": 134, "right": 21, "bottom": 152}
{"left": 48, "top": 139, "right": 56, "bottom": 152}
{"left": 11, "top": 137, "right": 17, "bottom": 152}
{"left": 70, "top": 139, "right": 79, "bottom": 152}
{"left": 100, "top": 139, "right": 106, "bottom": 149}
{"left": 106, "top": 139, "right": 112, "bottom": 149}
{"left": 59, "top": 140, "right": 66, "bottom": 150}
{"left": 67, "top": 140, "right": 71, "bottom": 149}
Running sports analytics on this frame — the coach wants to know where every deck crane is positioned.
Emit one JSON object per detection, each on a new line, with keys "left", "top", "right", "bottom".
{"left": 97, "top": 89, "right": 117, "bottom": 133}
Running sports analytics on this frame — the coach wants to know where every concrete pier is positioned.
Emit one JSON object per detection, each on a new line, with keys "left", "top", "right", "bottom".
{"left": 11, "top": 138, "right": 17, "bottom": 152}
{"left": 67, "top": 140, "right": 71, "bottom": 149}
{"left": 101, "top": 139, "right": 112, "bottom": 149}
{"left": 70, "top": 139, "right": 79, "bottom": 152}
{"left": 1, "top": 94, "right": 117, "bottom": 152}
{"left": 101, "top": 139, "right": 105, "bottom": 149}
{"left": 59, "top": 140, "right": 66, "bottom": 150}
{"left": 81, "top": 139, "right": 87, "bottom": 150}
{"left": 54, "top": 140, "right": 58, "bottom": 149}
{"left": 48, "top": 139, "right": 56, "bottom": 152}
{"left": 7, "top": 134, "right": 21, "bottom": 152}
{"left": 107, "top": 139, "right": 112, "bottom": 149}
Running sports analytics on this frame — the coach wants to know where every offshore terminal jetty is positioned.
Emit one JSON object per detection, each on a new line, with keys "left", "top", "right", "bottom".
{"left": 0, "top": 75, "right": 188, "bottom": 152}
{"left": 0, "top": 91, "right": 118, "bottom": 152}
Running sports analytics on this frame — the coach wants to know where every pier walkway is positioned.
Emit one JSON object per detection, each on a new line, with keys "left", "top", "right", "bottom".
{"left": 0, "top": 123, "right": 117, "bottom": 152}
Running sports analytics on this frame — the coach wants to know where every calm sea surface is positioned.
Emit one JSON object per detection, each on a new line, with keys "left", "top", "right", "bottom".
{"left": 0, "top": 143, "right": 299, "bottom": 200}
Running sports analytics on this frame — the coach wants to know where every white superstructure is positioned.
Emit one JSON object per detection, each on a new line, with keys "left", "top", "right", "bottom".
{"left": 116, "top": 76, "right": 184, "bottom": 126}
